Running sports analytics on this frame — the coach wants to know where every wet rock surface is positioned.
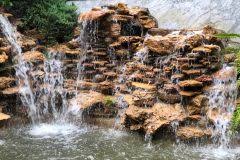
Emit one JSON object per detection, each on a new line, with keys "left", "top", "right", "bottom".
{"left": 0, "top": 3, "right": 236, "bottom": 141}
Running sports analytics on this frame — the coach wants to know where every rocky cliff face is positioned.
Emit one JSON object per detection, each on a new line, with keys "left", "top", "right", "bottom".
{"left": 0, "top": 3, "right": 237, "bottom": 141}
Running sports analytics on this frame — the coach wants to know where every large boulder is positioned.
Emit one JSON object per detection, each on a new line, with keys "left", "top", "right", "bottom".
{"left": 122, "top": 103, "right": 187, "bottom": 135}
{"left": 176, "top": 126, "right": 212, "bottom": 141}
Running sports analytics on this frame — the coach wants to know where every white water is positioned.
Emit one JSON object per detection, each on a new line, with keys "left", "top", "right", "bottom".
{"left": 0, "top": 14, "right": 37, "bottom": 122}
{"left": 28, "top": 123, "right": 80, "bottom": 138}
{"left": 40, "top": 51, "right": 68, "bottom": 120}
{"left": 208, "top": 65, "right": 237, "bottom": 147}
{"left": 0, "top": 15, "right": 76, "bottom": 137}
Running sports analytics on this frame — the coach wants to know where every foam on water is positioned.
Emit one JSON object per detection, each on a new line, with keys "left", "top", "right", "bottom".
{"left": 28, "top": 123, "right": 80, "bottom": 138}
{"left": 0, "top": 140, "right": 5, "bottom": 145}
{"left": 197, "top": 146, "right": 240, "bottom": 160}
{"left": 101, "top": 129, "right": 128, "bottom": 139}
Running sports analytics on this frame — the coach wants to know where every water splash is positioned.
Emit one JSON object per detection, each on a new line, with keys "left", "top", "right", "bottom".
{"left": 208, "top": 65, "right": 237, "bottom": 147}
{"left": 0, "top": 14, "right": 37, "bottom": 122}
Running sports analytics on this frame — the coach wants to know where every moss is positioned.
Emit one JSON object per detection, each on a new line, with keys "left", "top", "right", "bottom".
{"left": 104, "top": 96, "right": 116, "bottom": 108}
{"left": 231, "top": 105, "right": 240, "bottom": 132}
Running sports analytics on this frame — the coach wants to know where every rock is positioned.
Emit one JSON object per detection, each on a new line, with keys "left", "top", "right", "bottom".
{"left": 195, "top": 75, "right": 213, "bottom": 85}
{"left": 147, "top": 28, "right": 172, "bottom": 36}
{"left": 0, "top": 112, "right": 10, "bottom": 121}
{"left": 182, "top": 70, "right": 201, "bottom": 77}
{"left": 192, "top": 45, "right": 220, "bottom": 55}
{"left": 158, "top": 90, "right": 181, "bottom": 104}
{"left": 171, "top": 74, "right": 185, "bottom": 82}
{"left": 178, "top": 80, "right": 203, "bottom": 91}
{"left": 23, "top": 51, "right": 44, "bottom": 63}
{"left": 1, "top": 87, "right": 19, "bottom": 96}
{"left": 144, "top": 36, "right": 174, "bottom": 55}
{"left": 70, "top": 91, "right": 105, "bottom": 109}
{"left": 179, "top": 91, "right": 202, "bottom": 97}
{"left": 0, "top": 46, "right": 11, "bottom": 54}
{"left": 0, "top": 77, "right": 15, "bottom": 90}
{"left": 79, "top": 10, "right": 114, "bottom": 21}
{"left": 129, "top": 6, "right": 149, "bottom": 16}
{"left": 138, "top": 15, "right": 158, "bottom": 29}
{"left": 0, "top": 52, "right": 8, "bottom": 63}
{"left": 20, "top": 37, "right": 36, "bottom": 51}
{"left": 131, "top": 82, "right": 156, "bottom": 91}
{"left": 176, "top": 126, "right": 211, "bottom": 140}
{"left": 123, "top": 103, "right": 187, "bottom": 134}
{"left": 224, "top": 53, "right": 236, "bottom": 63}
{"left": 70, "top": 91, "right": 117, "bottom": 118}
{"left": 116, "top": 3, "right": 129, "bottom": 15}
{"left": 132, "top": 89, "right": 156, "bottom": 107}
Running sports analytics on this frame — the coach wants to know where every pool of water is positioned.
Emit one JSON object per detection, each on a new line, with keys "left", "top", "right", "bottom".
{"left": 0, "top": 122, "right": 240, "bottom": 160}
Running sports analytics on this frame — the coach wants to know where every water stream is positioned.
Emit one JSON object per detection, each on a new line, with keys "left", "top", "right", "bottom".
{"left": 0, "top": 14, "right": 37, "bottom": 123}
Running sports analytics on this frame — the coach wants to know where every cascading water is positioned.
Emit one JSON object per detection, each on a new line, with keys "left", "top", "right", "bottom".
{"left": 0, "top": 14, "right": 37, "bottom": 123}
{"left": 208, "top": 64, "right": 238, "bottom": 147}
{"left": 38, "top": 51, "right": 68, "bottom": 121}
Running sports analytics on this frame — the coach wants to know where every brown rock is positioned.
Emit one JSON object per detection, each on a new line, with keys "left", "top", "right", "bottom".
{"left": 20, "top": 37, "right": 36, "bottom": 51}
{"left": 23, "top": 51, "right": 44, "bottom": 62}
{"left": 70, "top": 91, "right": 104, "bottom": 109}
{"left": 179, "top": 91, "right": 202, "bottom": 97}
{"left": 131, "top": 82, "right": 156, "bottom": 91}
{"left": 176, "top": 126, "right": 211, "bottom": 140}
{"left": 0, "top": 46, "right": 11, "bottom": 54}
{"left": 138, "top": 16, "right": 158, "bottom": 29}
{"left": 147, "top": 28, "right": 172, "bottom": 36}
{"left": 178, "top": 80, "right": 203, "bottom": 91}
{"left": 79, "top": 10, "right": 114, "bottom": 21}
{"left": 182, "top": 70, "right": 201, "bottom": 77}
{"left": 195, "top": 75, "right": 213, "bottom": 85}
{"left": 0, "top": 52, "right": 8, "bottom": 63}
{"left": 144, "top": 36, "right": 174, "bottom": 55}
{"left": 132, "top": 89, "right": 156, "bottom": 107}
{"left": 224, "top": 53, "right": 236, "bottom": 63}
{"left": 123, "top": 103, "right": 187, "bottom": 134}
{"left": 158, "top": 89, "right": 181, "bottom": 104}
{"left": 0, "top": 112, "right": 10, "bottom": 121}
{"left": 0, "top": 77, "right": 15, "bottom": 90}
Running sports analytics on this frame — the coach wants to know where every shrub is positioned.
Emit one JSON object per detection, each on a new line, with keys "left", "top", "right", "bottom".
{"left": 9, "top": 0, "right": 77, "bottom": 44}
{"left": 0, "top": 0, "right": 12, "bottom": 7}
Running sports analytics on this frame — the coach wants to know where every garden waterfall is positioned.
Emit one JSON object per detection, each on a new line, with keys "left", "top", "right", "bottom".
{"left": 0, "top": 1, "right": 240, "bottom": 159}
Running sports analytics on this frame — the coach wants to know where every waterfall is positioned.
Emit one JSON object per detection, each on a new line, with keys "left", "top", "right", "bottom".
{"left": 36, "top": 51, "right": 68, "bottom": 122}
{"left": 0, "top": 14, "right": 38, "bottom": 123}
{"left": 0, "top": 15, "right": 69, "bottom": 124}
{"left": 208, "top": 65, "right": 237, "bottom": 147}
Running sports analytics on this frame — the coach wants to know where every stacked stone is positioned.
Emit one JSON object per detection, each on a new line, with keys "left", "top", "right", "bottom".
{"left": 77, "top": 3, "right": 158, "bottom": 95}
{"left": 121, "top": 26, "right": 232, "bottom": 139}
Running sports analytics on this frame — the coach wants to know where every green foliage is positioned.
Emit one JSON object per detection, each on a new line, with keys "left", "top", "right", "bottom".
{"left": 214, "top": 33, "right": 240, "bottom": 39}
{"left": 231, "top": 105, "right": 240, "bottom": 132}
{"left": 104, "top": 97, "right": 116, "bottom": 108}
{"left": 9, "top": 0, "right": 77, "bottom": 44}
{"left": 0, "top": 0, "right": 12, "bottom": 7}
